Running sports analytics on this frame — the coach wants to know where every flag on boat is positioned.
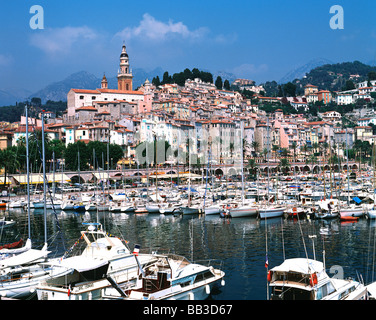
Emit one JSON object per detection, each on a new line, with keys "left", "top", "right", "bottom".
{"left": 265, "top": 254, "right": 268, "bottom": 268}
{"left": 133, "top": 244, "right": 140, "bottom": 256}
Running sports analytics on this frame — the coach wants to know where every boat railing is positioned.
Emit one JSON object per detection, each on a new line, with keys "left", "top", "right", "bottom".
{"left": 193, "top": 259, "right": 224, "bottom": 271}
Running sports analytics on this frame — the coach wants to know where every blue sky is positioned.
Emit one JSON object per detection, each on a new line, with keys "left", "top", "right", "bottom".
{"left": 0, "top": 0, "right": 375, "bottom": 92}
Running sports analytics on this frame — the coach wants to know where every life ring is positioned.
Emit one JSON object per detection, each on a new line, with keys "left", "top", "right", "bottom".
{"left": 309, "top": 273, "right": 318, "bottom": 286}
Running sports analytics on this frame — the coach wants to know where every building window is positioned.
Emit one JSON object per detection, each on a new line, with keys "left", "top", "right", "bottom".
{"left": 79, "top": 96, "right": 84, "bottom": 100}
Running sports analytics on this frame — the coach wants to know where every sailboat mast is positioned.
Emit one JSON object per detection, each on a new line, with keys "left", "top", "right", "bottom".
{"left": 266, "top": 117, "right": 270, "bottom": 203}
{"left": 25, "top": 105, "right": 31, "bottom": 239}
{"left": 346, "top": 128, "right": 350, "bottom": 206}
{"left": 240, "top": 121, "right": 245, "bottom": 206}
{"left": 41, "top": 110, "right": 47, "bottom": 246}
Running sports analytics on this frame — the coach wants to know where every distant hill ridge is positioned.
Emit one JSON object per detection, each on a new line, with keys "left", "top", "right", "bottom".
{"left": 28, "top": 68, "right": 164, "bottom": 104}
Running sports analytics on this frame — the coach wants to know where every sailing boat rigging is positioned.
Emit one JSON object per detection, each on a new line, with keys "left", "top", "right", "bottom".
{"left": 0, "top": 109, "right": 72, "bottom": 299}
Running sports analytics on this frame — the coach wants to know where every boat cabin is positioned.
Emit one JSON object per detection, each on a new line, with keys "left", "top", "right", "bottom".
{"left": 268, "top": 258, "right": 367, "bottom": 300}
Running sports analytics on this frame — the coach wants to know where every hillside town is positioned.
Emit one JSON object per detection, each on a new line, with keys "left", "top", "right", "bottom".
{"left": 1, "top": 44, "right": 376, "bottom": 169}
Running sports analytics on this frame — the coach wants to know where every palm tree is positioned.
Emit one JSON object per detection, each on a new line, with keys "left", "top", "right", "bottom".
{"left": 280, "top": 148, "right": 290, "bottom": 160}
{"left": 229, "top": 142, "right": 235, "bottom": 164}
{"left": 301, "top": 144, "right": 309, "bottom": 163}
{"left": 272, "top": 145, "right": 279, "bottom": 163}
{"left": 0, "top": 149, "right": 18, "bottom": 189}
{"left": 291, "top": 141, "right": 297, "bottom": 164}
{"left": 247, "top": 158, "right": 258, "bottom": 177}
{"left": 262, "top": 148, "right": 268, "bottom": 162}
{"left": 278, "top": 158, "right": 291, "bottom": 174}
{"left": 251, "top": 141, "right": 259, "bottom": 158}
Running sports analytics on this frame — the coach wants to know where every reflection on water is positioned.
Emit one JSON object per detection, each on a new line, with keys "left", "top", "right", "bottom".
{"left": 2, "top": 208, "right": 376, "bottom": 300}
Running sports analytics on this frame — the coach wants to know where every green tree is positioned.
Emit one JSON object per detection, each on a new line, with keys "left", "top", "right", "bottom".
{"left": 0, "top": 149, "right": 19, "bottom": 188}
{"left": 343, "top": 80, "right": 355, "bottom": 91}
{"left": 224, "top": 79, "right": 230, "bottom": 90}
{"left": 283, "top": 82, "right": 296, "bottom": 97}
{"left": 278, "top": 158, "right": 290, "bottom": 174}
{"left": 162, "top": 71, "right": 172, "bottom": 84}
{"left": 368, "top": 71, "right": 376, "bottom": 81}
{"left": 215, "top": 76, "right": 223, "bottom": 90}
{"left": 152, "top": 76, "right": 161, "bottom": 87}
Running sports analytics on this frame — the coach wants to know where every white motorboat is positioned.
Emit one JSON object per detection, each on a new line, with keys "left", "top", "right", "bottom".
{"left": 258, "top": 205, "right": 285, "bottom": 219}
{"left": 146, "top": 203, "right": 161, "bottom": 213}
{"left": 37, "top": 252, "right": 225, "bottom": 301}
{"left": 0, "top": 243, "right": 72, "bottom": 299}
{"left": 268, "top": 258, "right": 368, "bottom": 300}
{"left": 36, "top": 222, "right": 158, "bottom": 300}
{"left": 367, "top": 207, "right": 376, "bottom": 219}
{"left": 61, "top": 199, "right": 76, "bottom": 211}
{"left": 228, "top": 204, "right": 258, "bottom": 218}
{"left": 106, "top": 254, "right": 225, "bottom": 300}
{"left": 7, "top": 198, "right": 26, "bottom": 209}
{"left": 339, "top": 205, "right": 364, "bottom": 219}
{"left": 204, "top": 203, "right": 224, "bottom": 215}
{"left": 181, "top": 206, "right": 201, "bottom": 215}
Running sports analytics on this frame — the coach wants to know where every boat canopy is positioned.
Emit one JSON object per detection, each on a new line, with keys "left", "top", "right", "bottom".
{"left": 0, "top": 247, "right": 50, "bottom": 268}
{"left": 270, "top": 258, "right": 324, "bottom": 275}
{"left": 50, "top": 256, "right": 109, "bottom": 273}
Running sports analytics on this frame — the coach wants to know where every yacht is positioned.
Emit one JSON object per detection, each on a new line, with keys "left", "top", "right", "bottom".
{"left": 268, "top": 258, "right": 368, "bottom": 300}
{"left": 37, "top": 252, "right": 225, "bottom": 301}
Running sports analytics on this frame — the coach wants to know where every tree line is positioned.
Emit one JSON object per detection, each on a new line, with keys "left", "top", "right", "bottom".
{"left": 0, "top": 135, "right": 124, "bottom": 183}
{"left": 152, "top": 68, "right": 231, "bottom": 90}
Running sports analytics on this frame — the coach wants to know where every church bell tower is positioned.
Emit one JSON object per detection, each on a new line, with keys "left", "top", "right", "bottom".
{"left": 117, "top": 44, "right": 133, "bottom": 91}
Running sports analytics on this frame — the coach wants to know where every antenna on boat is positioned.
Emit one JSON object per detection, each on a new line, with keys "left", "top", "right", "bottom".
{"left": 309, "top": 235, "right": 317, "bottom": 260}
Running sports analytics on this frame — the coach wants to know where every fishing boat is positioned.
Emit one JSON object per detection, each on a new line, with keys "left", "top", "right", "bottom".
{"left": 268, "top": 258, "right": 368, "bottom": 300}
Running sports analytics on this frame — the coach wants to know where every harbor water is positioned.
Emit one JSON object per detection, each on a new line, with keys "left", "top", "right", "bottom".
{"left": 2, "top": 208, "right": 376, "bottom": 300}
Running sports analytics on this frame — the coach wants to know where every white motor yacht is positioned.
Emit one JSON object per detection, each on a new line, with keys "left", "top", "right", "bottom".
{"left": 268, "top": 258, "right": 368, "bottom": 300}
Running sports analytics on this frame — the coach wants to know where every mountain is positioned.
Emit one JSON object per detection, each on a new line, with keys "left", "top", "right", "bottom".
{"left": 278, "top": 58, "right": 334, "bottom": 84}
{"left": 29, "top": 71, "right": 99, "bottom": 103}
{"left": 293, "top": 60, "right": 376, "bottom": 94}
{"left": 0, "top": 87, "right": 32, "bottom": 106}
{"left": 214, "top": 70, "right": 237, "bottom": 83}
{"left": 28, "top": 68, "right": 164, "bottom": 103}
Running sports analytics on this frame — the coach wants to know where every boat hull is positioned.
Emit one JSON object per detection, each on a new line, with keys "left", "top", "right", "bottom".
{"left": 367, "top": 210, "right": 376, "bottom": 219}
{"left": 339, "top": 209, "right": 364, "bottom": 218}
{"left": 229, "top": 206, "right": 258, "bottom": 218}
{"left": 258, "top": 207, "right": 285, "bottom": 219}
{"left": 181, "top": 207, "right": 200, "bottom": 215}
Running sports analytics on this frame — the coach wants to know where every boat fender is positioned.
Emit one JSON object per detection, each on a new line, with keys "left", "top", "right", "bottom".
{"left": 309, "top": 273, "right": 318, "bottom": 286}
{"left": 221, "top": 279, "right": 225, "bottom": 286}
{"left": 189, "top": 292, "right": 194, "bottom": 300}
{"left": 267, "top": 270, "right": 273, "bottom": 282}
{"left": 205, "top": 285, "right": 210, "bottom": 295}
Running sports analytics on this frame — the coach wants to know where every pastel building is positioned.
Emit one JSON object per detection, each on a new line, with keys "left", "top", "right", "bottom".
{"left": 317, "top": 90, "right": 332, "bottom": 104}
